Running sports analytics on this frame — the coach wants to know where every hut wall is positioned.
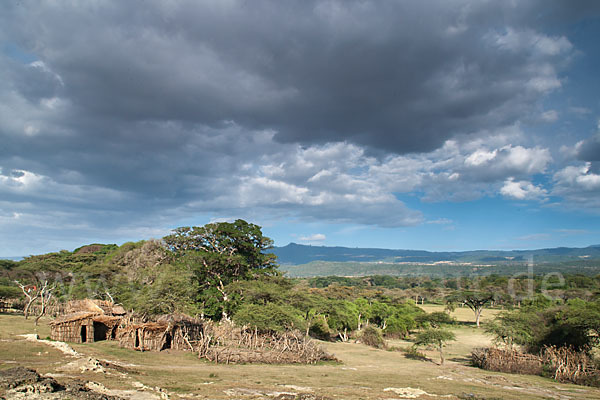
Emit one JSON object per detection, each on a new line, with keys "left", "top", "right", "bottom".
{"left": 172, "top": 322, "right": 203, "bottom": 350}
{"left": 118, "top": 325, "right": 169, "bottom": 351}
{"left": 117, "top": 318, "right": 203, "bottom": 352}
{"left": 118, "top": 327, "right": 138, "bottom": 349}
{"left": 50, "top": 319, "right": 94, "bottom": 343}
{"left": 138, "top": 326, "right": 169, "bottom": 351}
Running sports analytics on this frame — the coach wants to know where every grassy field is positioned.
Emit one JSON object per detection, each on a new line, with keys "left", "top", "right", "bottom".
{"left": 2, "top": 310, "right": 600, "bottom": 399}
{"left": 419, "top": 304, "right": 501, "bottom": 324}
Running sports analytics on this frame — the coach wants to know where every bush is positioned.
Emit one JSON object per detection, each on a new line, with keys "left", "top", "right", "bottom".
{"left": 383, "top": 302, "right": 423, "bottom": 338}
{"left": 360, "top": 326, "right": 386, "bottom": 349}
{"left": 309, "top": 315, "right": 331, "bottom": 340}
{"left": 233, "top": 302, "right": 305, "bottom": 333}
{"left": 486, "top": 299, "right": 600, "bottom": 352}
{"left": 0, "top": 285, "right": 22, "bottom": 299}
{"left": 384, "top": 314, "right": 415, "bottom": 338}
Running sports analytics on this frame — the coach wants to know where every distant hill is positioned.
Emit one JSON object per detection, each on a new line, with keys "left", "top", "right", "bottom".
{"left": 272, "top": 243, "right": 600, "bottom": 266}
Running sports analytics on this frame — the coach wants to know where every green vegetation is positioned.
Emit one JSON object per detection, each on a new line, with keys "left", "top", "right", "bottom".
{"left": 486, "top": 296, "right": 600, "bottom": 352}
{"left": 3, "top": 220, "right": 600, "bottom": 392}
{"left": 413, "top": 327, "right": 456, "bottom": 365}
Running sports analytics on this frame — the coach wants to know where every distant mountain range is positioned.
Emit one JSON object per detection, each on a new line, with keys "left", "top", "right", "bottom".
{"left": 272, "top": 243, "right": 600, "bottom": 265}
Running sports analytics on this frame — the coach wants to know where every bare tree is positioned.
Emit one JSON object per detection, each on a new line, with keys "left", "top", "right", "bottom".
{"left": 14, "top": 280, "right": 40, "bottom": 319}
{"left": 34, "top": 280, "right": 56, "bottom": 326}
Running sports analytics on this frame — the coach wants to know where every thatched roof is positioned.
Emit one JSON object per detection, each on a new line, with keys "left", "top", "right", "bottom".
{"left": 156, "top": 314, "right": 202, "bottom": 325}
{"left": 49, "top": 312, "right": 98, "bottom": 325}
{"left": 92, "top": 315, "right": 122, "bottom": 327}
{"left": 111, "top": 305, "right": 126, "bottom": 315}
{"left": 120, "top": 322, "right": 169, "bottom": 333}
{"left": 66, "top": 299, "right": 105, "bottom": 314}
{"left": 50, "top": 311, "right": 122, "bottom": 326}
{"left": 65, "top": 299, "right": 126, "bottom": 316}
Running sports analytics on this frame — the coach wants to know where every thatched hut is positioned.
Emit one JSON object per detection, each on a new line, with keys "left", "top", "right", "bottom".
{"left": 118, "top": 315, "right": 203, "bottom": 352}
{"left": 49, "top": 312, "right": 121, "bottom": 343}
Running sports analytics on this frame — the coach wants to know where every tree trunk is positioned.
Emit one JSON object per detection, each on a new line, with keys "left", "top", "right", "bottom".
{"left": 24, "top": 299, "right": 35, "bottom": 320}
{"left": 34, "top": 282, "right": 53, "bottom": 326}
{"left": 338, "top": 327, "right": 348, "bottom": 342}
{"left": 475, "top": 308, "right": 482, "bottom": 328}
{"left": 34, "top": 300, "right": 46, "bottom": 326}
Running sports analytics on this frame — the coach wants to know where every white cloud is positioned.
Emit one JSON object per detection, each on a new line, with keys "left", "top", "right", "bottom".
{"left": 491, "top": 28, "right": 572, "bottom": 56}
{"left": 373, "top": 140, "right": 551, "bottom": 202}
{"left": 552, "top": 162, "right": 600, "bottom": 211}
{"left": 554, "top": 163, "right": 600, "bottom": 191}
{"left": 298, "top": 233, "right": 326, "bottom": 242}
{"left": 540, "top": 109, "right": 559, "bottom": 122}
{"left": 465, "top": 149, "right": 497, "bottom": 166}
{"left": 500, "top": 178, "right": 547, "bottom": 200}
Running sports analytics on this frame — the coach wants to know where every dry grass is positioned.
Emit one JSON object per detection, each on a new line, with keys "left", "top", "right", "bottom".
{"left": 419, "top": 304, "right": 502, "bottom": 325}
{"left": 2, "top": 313, "right": 600, "bottom": 399}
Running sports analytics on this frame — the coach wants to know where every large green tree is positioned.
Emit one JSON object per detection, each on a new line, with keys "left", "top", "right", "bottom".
{"left": 163, "top": 219, "right": 278, "bottom": 319}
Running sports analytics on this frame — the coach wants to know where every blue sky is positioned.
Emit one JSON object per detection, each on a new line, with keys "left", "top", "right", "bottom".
{"left": 1, "top": 1, "right": 600, "bottom": 256}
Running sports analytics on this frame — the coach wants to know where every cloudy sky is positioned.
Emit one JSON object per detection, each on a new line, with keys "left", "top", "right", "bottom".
{"left": 2, "top": 0, "right": 600, "bottom": 257}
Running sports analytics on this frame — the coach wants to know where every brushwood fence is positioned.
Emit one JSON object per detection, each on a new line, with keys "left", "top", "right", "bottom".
{"left": 472, "top": 347, "right": 600, "bottom": 386}
{"left": 197, "top": 322, "right": 337, "bottom": 364}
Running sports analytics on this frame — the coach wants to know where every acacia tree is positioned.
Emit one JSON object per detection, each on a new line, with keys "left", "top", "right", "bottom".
{"left": 448, "top": 291, "right": 494, "bottom": 328}
{"left": 163, "top": 219, "right": 278, "bottom": 320}
{"left": 413, "top": 328, "right": 456, "bottom": 365}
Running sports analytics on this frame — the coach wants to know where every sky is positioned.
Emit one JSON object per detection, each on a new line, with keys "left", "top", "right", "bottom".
{"left": 1, "top": 1, "right": 600, "bottom": 257}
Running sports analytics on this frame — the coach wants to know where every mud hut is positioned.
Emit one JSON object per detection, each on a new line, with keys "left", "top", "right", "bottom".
{"left": 49, "top": 312, "right": 121, "bottom": 343}
{"left": 118, "top": 315, "right": 203, "bottom": 352}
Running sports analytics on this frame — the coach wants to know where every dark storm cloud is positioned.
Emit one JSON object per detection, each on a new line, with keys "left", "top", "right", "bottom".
{"left": 577, "top": 135, "right": 600, "bottom": 163}
{"left": 1, "top": 0, "right": 589, "bottom": 156}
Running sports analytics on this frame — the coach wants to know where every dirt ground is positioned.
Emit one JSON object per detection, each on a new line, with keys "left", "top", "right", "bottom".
{"left": 2, "top": 309, "right": 600, "bottom": 400}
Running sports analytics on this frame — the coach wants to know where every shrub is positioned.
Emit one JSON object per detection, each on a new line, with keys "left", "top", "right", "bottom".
{"left": 360, "top": 326, "right": 386, "bottom": 349}
{"left": 233, "top": 302, "right": 305, "bottom": 333}
{"left": 309, "top": 315, "right": 331, "bottom": 341}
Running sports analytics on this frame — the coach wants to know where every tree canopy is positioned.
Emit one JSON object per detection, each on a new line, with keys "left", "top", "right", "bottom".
{"left": 163, "top": 219, "right": 278, "bottom": 319}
